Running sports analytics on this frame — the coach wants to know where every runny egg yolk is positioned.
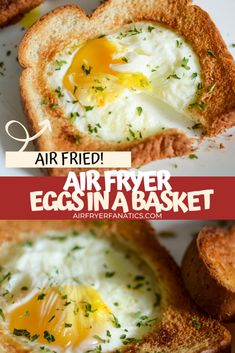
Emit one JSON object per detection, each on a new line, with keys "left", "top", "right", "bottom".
{"left": 63, "top": 37, "right": 150, "bottom": 107}
{"left": 8, "top": 285, "right": 111, "bottom": 348}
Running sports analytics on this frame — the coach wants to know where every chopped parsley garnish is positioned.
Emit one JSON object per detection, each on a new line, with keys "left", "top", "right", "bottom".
{"left": 105, "top": 272, "right": 115, "bottom": 278}
{"left": 136, "top": 106, "right": 143, "bottom": 116}
{"left": 55, "top": 86, "right": 64, "bottom": 98}
{"left": 37, "top": 293, "right": 46, "bottom": 300}
{"left": 31, "top": 334, "right": 40, "bottom": 342}
{"left": 13, "top": 328, "right": 31, "bottom": 339}
{"left": 167, "top": 73, "right": 181, "bottom": 80}
{"left": 189, "top": 154, "right": 198, "bottom": 160}
{"left": 65, "top": 323, "right": 72, "bottom": 328}
{"left": 85, "top": 303, "right": 97, "bottom": 317}
{"left": 232, "top": 44, "right": 235, "bottom": 48}
{"left": 73, "top": 85, "right": 78, "bottom": 94}
{"left": 134, "top": 275, "right": 145, "bottom": 281}
{"left": 92, "top": 86, "right": 106, "bottom": 92}
{"left": 84, "top": 106, "right": 94, "bottom": 112}
{"left": 112, "top": 314, "right": 121, "bottom": 328}
{"left": 154, "top": 293, "right": 161, "bottom": 307}
{"left": 40, "top": 98, "right": 48, "bottom": 105}
{"left": 148, "top": 26, "right": 155, "bottom": 33}
{"left": 106, "top": 330, "right": 111, "bottom": 337}
{"left": 82, "top": 63, "right": 92, "bottom": 75}
{"left": 136, "top": 315, "right": 157, "bottom": 327}
{"left": 192, "top": 123, "right": 202, "bottom": 129}
{"left": 190, "top": 101, "right": 207, "bottom": 111}
{"left": 158, "top": 231, "right": 176, "bottom": 238}
{"left": 207, "top": 50, "right": 216, "bottom": 59}
{"left": 121, "top": 337, "right": 137, "bottom": 345}
{"left": 44, "top": 330, "right": 55, "bottom": 343}
{"left": 197, "top": 82, "right": 203, "bottom": 90}
{"left": 0, "top": 272, "right": 11, "bottom": 285}
{"left": 76, "top": 136, "right": 82, "bottom": 144}
{"left": 122, "top": 57, "right": 128, "bottom": 63}
{"left": 191, "top": 72, "right": 198, "bottom": 79}
{"left": 48, "top": 315, "right": 55, "bottom": 323}
{"left": 71, "top": 245, "right": 83, "bottom": 251}
{"left": 181, "top": 57, "right": 190, "bottom": 70}
{"left": 69, "top": 112, "right": 80, "bottom": 123}
{"left": 50, "top": 103, "right": 59, "bottom": 109}
{"left": 0, "top": 308, "right": 5, "bottom": 321}
{"left": 176, "top": 40, "right": 182, "bottom": 48}
{"left": 192, "top": 316, "right": 202, "bottom": 330}
{"left": 6, "top": 50, "right": 11, "bottom": 56}
{"left": 55, "top": 60, "right": 67, "bottom": 70}
{"left": 87, "top": 123, "right": 101, "bottom": 134}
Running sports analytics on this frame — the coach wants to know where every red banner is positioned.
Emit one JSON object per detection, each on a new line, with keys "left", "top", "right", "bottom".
{"left": 1, "top": 176, "right": 234, "bottom": 220}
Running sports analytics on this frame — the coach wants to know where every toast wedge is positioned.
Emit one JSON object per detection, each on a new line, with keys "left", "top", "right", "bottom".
{"left": 0, "top": 0, "right": 43, "bottom": 28}
{"left": 18, "top": 0, "right": 235, "bottom": 176}
{"left": 182, "top": 226, "right": 235, "bottom": 322}
{"left": 0, "top": 220, "right": 232, "bottom": 353}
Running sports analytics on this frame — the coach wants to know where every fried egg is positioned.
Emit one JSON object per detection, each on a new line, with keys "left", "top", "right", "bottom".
{"left": 46, "top": 22, "right": 202, "bottom": 143}
{"left": 0, "top": 230, "right": 161, "bottom": 353}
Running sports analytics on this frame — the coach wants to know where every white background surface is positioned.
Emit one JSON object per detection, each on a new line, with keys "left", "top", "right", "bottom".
{"left": 0, "top": 0, "right": 234, "bottom": 176}
{"left": 0, "top": 0, "right": 234, "bottom": 350}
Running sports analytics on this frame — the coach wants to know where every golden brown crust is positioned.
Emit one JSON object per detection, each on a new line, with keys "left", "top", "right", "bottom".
{"left": 0, "top": 0, "right": 43, "bottom": 27}
{"left": 181, "top": 226, "right": 235, "bottom": 322}
{"left": 0, "top": 220, "right": 231, "bottom": 353}
{"left": 18, "top": 0, "right": 235, "bottom": 175}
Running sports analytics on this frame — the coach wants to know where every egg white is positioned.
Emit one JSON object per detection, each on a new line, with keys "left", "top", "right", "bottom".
{"left": 45, "top": 22, "right": 202, "bottom": 142}
{"left": 0, "top": 230, "right": 161, "bottom": 353}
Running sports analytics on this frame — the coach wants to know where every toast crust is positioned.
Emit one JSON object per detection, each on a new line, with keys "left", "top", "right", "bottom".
{"left": 0, "top": 221, "right": 232, "bottom": 353}
{"left": 18, "top": 0, "right": 235, "bottom": 175}
{"left": 0, "top": 0, "right": 43, "bottom": 27}
{"left": 182, "top": 226, "right": 235, "bottom": 322}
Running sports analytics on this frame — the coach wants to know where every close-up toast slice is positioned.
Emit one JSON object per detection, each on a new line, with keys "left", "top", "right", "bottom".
{"left": 18, "top": 0, "right": 235, "bottom": 176}
{"left": 182, "top": 226, "right": 235, "bottom": 322}
{"left": 0, "top": 0, "right": 43, "bottom": 28}
{"left": 0, "top": 220, "right": 232, "bottom": 353}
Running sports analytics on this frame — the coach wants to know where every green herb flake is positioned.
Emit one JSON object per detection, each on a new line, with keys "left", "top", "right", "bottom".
{"left": 158, "top": 231, "right": 176, "bottom": 238}
{"left": 55, "top": 60, "right": 67, "bottom": 70}
{"left": 181, "top": 57, "right": 190, "bottom": 70}
{"left": 176, "top": 40, "right": 182, "bottom": 48}
{"left": 105, "top": 272, "right": 115, "bottom": 278}
{"left": 189, "top": 154, "right": 198, "bottom": 160}
{"left": 191, "top": 72, "right": 198, "bottom": 79}
{"left": 0, "top": 308, "right": 5, "bottom": 321}
{"left": 37, "top": 293, "right": 46, "bottom": 301}
{"left": 55, "top": 86, "right": 64, "bottom": 98}
{"left": 84, "top": 106, "right": 94, "bottom": 112}
{"left": 40, "top": 99, "right": 48, "bottom": 106}
{"left": 122, "top": 57, "right": 128, "bottom": 63}
{"left": 81, "top": 63, "right": 92, "bottom": 75}
{"left": 112, "top": 314, "right": 121, "bottom": 328}
{"left": 192, "top": 316, "right": 202, "bottom": 330}
{"left": 50, "top": 103, "right": 59, "bottom": 109}
{"left": 148, "top": 26, "right": 155, "bottom": 33}
{"left": 136, "top": 106, "right": 143, "bottom": 116}
{"left": 106, "top": 330, "right": 111, "bottom": 337}
{"left": 48, "top": 315, "right": 55, "bottom": 323}
{"left": 65, "top": 323, "right": 72, "bottom": 328}
{"left": 44, "top": 330, "right": 55, "bottom": 343}
{"left": 167, "top": 73, "right": 181, "bottom": 80}
{"left": 207, "top": 50, "right": 216, "bottom": 59}
{"left": 31, "top": 334, "right": 40, "bottom": 342}
{"left": 13, "top": 328, "right": 31, "bottom": 339}
{"left": 192, "top": 123, "right": 202, "bottom": 130}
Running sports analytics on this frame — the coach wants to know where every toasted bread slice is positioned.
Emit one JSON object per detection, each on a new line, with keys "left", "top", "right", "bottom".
{"left": 0, "top": 220, "right": 231, "bottom": 353}
{"left": 18, "top": 0, "right": 235, "bottom": 176}
{"left": 182, "top": 226, "right": 235, "bottom": 322}
{"left": 0, "top": 0, "right": 43, "bottom": 28}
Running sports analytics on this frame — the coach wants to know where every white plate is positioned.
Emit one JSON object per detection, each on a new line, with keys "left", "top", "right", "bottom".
{"left": 0, "top": 1, "right": 234, "bottom": 350}
{"left": 0, "top": 0, "right": 235, "bottom": 176}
